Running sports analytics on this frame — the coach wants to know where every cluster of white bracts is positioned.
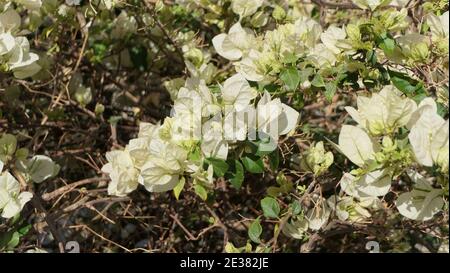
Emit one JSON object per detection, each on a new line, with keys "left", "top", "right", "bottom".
{"left": 0, "top": 154, "right": 59, "bottom": 219}
{"left": 0, "top": 133, "right": 59, "bottom": 219}
{"left": 0, "top": 7, "right": 41, "bottom": 79}
{"left": 103, "top": 74, "right": 300, "bottom": 197}
{"left": 212, "top": 17, "right": 347, "bottom": 82}
{"left": 284, "top": 86, "right": 448, "bottom": 239}
{"left": 0, "top": 160, "right": 33, "bottom": 219}
{"left": 337, "top": 86, "right": 448, "bottom": 221}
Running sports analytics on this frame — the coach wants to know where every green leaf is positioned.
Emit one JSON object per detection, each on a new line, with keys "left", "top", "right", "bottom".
{"left": 7, "top": 232, "right": 20, "bottom": 250}
{"left": 205, "top": 158, "right": 229, "bottom": 177}
{"left": 194, "top": 184, "right": 208, "bottom": 201}
{"left": 242, "top": 156, "right": 265, "bottom": 174}
{"left": 173, "top": 177, "right": 185, "bottom": 200}
{"left": 268, "top": 149, "right": 279, "bottom": 172}
{"left": 311, "top": 74, "right": 325, "bottom": 88}
{"left": 280, "top": 67, "right": 301, "bottom": 91}
{"left": 291, "top": 200, "right": 302, "bottom": 215}
{"left": 229, "top": 160, "right": 244, "bottom": 189}
{"left": 388, "top": 70, "right": 426, "bottom": 99}
{"left": 390, "top": 76, "right": 416, "bottom": 95}
{"left": 366, "top": 50, "right": 378, "bottom": 66}
{"left": 248, "top": 218, "right": 262, "bottom": 244}
{"left": 18, "top": 224, "right": 32, "bottom": 236}
{"left": 261, "top": 197, "right": 280, "bottom": 219}
{"left": 379, "top": 36, "right": 395, "bottom": 55}
{"left": 324, "top": 82, "right": 336, "bottom": 103}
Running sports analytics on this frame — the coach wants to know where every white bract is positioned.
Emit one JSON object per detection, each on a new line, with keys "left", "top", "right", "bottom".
{"left": 299, "top": 141, "right": 334, "bottom": 176}
{"left": 231, "top": 0, "right": 264, "bottom": 18}
{"left": 102, "top": 150, "right": 140, "bottom": 197}
{"left": 426, "top": 11, "right": 449, "bottom": 55}
{"left": 344, "top": 85, "right": 417, "bottom": 136}
{"left": 0, "top": 9, "right": 41, "bottom": 78}
{"left": 334, "top": 125, "right": 391, "bottom": 199}
{"left": 408, "top": 98, "right": 449, "bottom": 171}
{"left": 139, "top": 142, "right": 187, "bottom": 193}
{"left": 336, "top": 91, "right": 448, "bottom": 222}
{"left": 395, "top": 171, "right": 444, "bottom": 221}
{"left": 305, "top": 198, "right": 331, "bottom": 230}
{"left": 335, "top": 125, "right": 379, "bottom": 167}
{"left": 256, "top": 91, "right": 299, "bottom": 142}
{"left": 339, "top": 169, "right": 391, "bottom": 198}
{"left": 327, "top": 195, "right": 381, "bottom": 222}
{"left": 18, "top": 155, "right": 60, "bottom": 184}
{"left": 212, "top": 22, "right": 256, "bottom": 61}
{"left": 0, "top": 171, "right": 33, "bottom": 219}
{"left": 213, "top": 17, "right": 323, "bottom": 82}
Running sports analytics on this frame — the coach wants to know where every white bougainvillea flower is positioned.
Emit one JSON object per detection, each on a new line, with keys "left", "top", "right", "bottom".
{"left": 221, "top": 73, "right": 257, "bottom": 111}
{"left": 234, "top": 50, "right": 265, "bottom": 82}
{"left": 306, "top": 198, "right": 331, "bottom": 230}
{"left": 396, "top": 33, "right": 431, "bottom": 62}
{"left": 200, "top": 115, "right": 229, "bottom": 160}
{"left": 256, "top": 91, "right": 299, "bottom": 141}
{"left": 102, "top": 150, "right": 139, "bottom": 196}
{"left": 223, "top": 104, "right": 256, "bottom": 141}
{"left": 340, "top": 169, "right": 391, "bottom": 198}
{"left": 139, "top": 142, "right": 187, "bottom": 192}
{"left": 299, "top": 141, "right": 334, "bottom": 176}
{"left": 308, "top": 44, "right": 337, "bottom": 68}
{"left": 13, "top": 61, "right": 41, "bottom": 79}
{"left": 125, "top": 122, "right": 161, "bottom": 168}
{"left": 406, "top": 97, "right": 437, "bottom": 129}
{"left": 7, "top": 37, "right": 40, "bottom": 69}
{"left": 0, "top": 171, "right": 33, "bottom": 219}
{"left": 282, "top": 217, "right": 309, "bottom": 239}
{"left": 175, "top": 82, "right": 220, "bottom": 118}
{"left": 345, "top": 85, "right": 417, "bottom": 136}
{"left": 231, "top": 0, "right": 264, "bottom": 18}
{"left": 334, "top": 125, "right": 380, "bottom": 167}
{"left": 396, "top": 171, "right": 444, "bottom": 221}
{"left": 321, "top": 25, "right": 347, "bottom": 55}
{"left": 327, "top": 195, "right": 378, "bottom": 222}
{"left": 352, "top": 0, "right": 391, "bottom": 10}
{"left": 126, "top": 137, "right": 151, "bottom": 169}
{"left": 408, "top": 98, "right": 448, "bottom": 168}
{"left": 430, "top": 120, "right": 449, "bottom": 172}
{"left": 0, "top": 33, "right": 15, "bottom": 55}
{"left": 20, "top": 155, "right": 60, "bottom": 183}
{"left": 427, "top": 11, "right": 449, "bottom": 39}
{"left": 293, "top": 17, "right": 323, "bottom": 50}
{"left": 185, "top": 61, "right": 217, "bottom": 84}
{"left": 212, "top": 22, "right": 255, "bottom": 61}
{"left": 138, "top": 122, "right": 160, "bottom": 139}
{"left": 0, "top": 9, "right": 21, "bottom": 33}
